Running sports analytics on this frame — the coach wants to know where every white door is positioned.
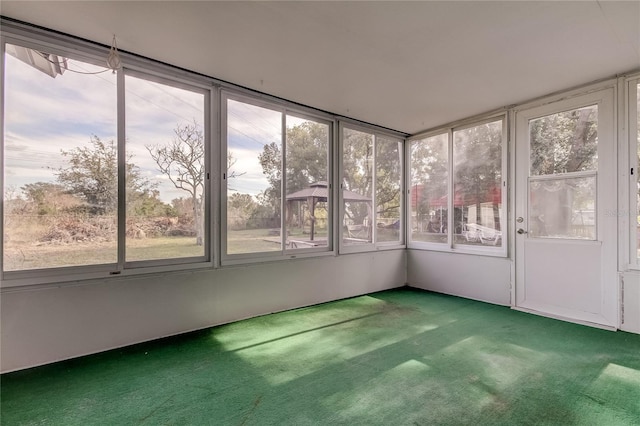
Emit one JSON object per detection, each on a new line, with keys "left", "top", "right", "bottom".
{"left": 515, "top": 89, "right": 618, "bottom": 328}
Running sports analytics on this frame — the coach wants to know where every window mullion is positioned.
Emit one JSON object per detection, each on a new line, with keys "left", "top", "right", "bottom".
{"left": 447, "top": 129, "right": 454, "bottom": 248}
{"left": 117, "top": 68, "right": 127, "bottom": 271}
{"left": 631, "top": 80, "right": 640, "bottom": 268}
{"left": 372, "top": 136, "right": 377, "bottom": 245}
{"left": 281, "top": 112, "right": 287, "bottom": 252}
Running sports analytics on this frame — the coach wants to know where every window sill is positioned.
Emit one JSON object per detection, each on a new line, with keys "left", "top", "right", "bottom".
{"left": 407, "top": 243, "right": 508, "bottom": 258}
{"left": 1, "top": 260, "right": 214, "bottom": 290}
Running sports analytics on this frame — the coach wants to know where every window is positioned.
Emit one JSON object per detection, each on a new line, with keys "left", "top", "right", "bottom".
{"left": 3, "top": 43, "right": 118, "bottom": 271}
{"left": 124, "top": 72, "right": 208, "bottom": 264}
{"left": 376, "top": 136, "right": 403, "bottom": 243}
{"left": 341, "top": 126, "right": 403, "bottom": 250}
{"left": 2, "top": 40, "right": 210, "bottom": 282}
{"left": 410, "top": 133, "right": 448, "bottom": 244}
{"left": 528, "top": 106, "right": 597, "bottom": 240}
{"left": 223, "top": 94, "right": 331, "bottom": 260}
{"left": 409, "top": 117, "right": 506, "bottom": 253}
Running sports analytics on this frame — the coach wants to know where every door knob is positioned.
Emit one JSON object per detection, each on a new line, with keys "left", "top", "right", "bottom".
{"left": 517, "top": 228, "right": 527, "bottom": 234}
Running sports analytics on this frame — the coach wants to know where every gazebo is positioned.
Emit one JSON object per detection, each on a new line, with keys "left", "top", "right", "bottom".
{"left": 285, "top": 181, "right": 371, "bottom": 241}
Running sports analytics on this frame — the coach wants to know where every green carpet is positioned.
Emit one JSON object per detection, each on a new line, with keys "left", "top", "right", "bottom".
{"left": 1, "top": 288, "right": 639, "bottom": 425}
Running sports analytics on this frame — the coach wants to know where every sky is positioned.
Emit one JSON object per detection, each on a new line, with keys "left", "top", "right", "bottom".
{"left": 2, "top": 46, "right": 288, "bottom": 204}
{"left": 226, "top": 99, "right": 313, "bottom": 197}
{"left": 4, "top": 45, "right": 327, "bottom": 208}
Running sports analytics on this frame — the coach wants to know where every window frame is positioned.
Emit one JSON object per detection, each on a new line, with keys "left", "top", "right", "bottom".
{"left": 407, "top": 129, "right": 452, "bottom": 249}
{"left": 339, "top": 122, "right": 405, "bottom": 254}
{"left": 0, "top": 34, "right": 215, "bottom": 288}
{"left": 121, "top": 68, "right": 212, "bottom": 269}
{"left": 626, "top": 76, "right": 640, "bottom": 270}
{"left": 221, "top": 90, "right": 335, "bottom": 265}
{"left": 407, "top": 114, "right": 508, "bottom": 257}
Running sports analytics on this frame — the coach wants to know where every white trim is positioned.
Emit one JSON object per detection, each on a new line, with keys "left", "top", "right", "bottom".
{"left": 338, "top": 123, "right": 405, "bottom": 254}
{"left": 511, "top": 78, "right": 618, "bottom": 114}
{"left": 514, "top": 88, "right": 618, "bottom": 328}
{"left": 626, "top": 78, "right": 640, "bottom": 270}
{"left": 407, "top": 114, "right": 508, "bottom": 258}
{"left": 511, "top": 306, "right": 617, "bottom": 331}
{"left": 1, "top": 35, "right": 215, "bottom": 286}
{"left": 121, "top": 69, "right": 212, "bottom": 267}
{"left": 220, "top": 90, "right": 335, "bottom": 265}
{"left": 410, "top": 111, "right": 510, "bottom": 142}
{"left": 0, "top": 39, "right": 6, "bottom": 275}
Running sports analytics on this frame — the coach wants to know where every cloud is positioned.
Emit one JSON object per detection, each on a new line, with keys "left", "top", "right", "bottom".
{"left": 4, "top": 49, "right": 307, "bottom": 203}
{"left": 227, "top": 98, "right": 281, "bottom": 149}
{"left": 226, "top": 147, "right": 271, "bottom": 196}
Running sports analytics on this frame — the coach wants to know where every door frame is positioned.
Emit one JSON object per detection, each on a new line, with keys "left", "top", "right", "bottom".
{"left": 512, "top": 87, "right": 618, "bottom": 329}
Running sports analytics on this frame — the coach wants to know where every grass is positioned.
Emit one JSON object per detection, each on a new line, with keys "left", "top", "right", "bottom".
{"left": 227, "top": 229, "right": 283, "bottom": 254}
{"left": 126, "top": 237, "right": 204, "bottom": 262}
{"left": 3, "top": 237, "right": 205, "bottom": 271}
{"left": 4, "top": 226, "right": 314, "bottom": 270}
{"left": 4, "top": 225, "right": 406, "bottom": 270}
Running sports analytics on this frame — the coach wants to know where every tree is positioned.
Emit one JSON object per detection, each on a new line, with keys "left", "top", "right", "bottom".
{"left": 21, "top": 182, "right": 79, "bottom": 215}
{"left": 285, "top": 122, "right": 328, "bottom": 193}
{"left": 454, "top": 122, "right": 502, "bottom": 226}
{"left": 410, "top": 136, "right": 449, "bottom": 231}
{"left": 375, "top": 139, "right": 402, "bottom": 219}
{"left": 56, "top": 135, "right": 154, "bottom": 215}
{"left": 147, "top": 121, "right": 205, "bottom": 245}
{"left": 342, "top": 129, "right": 373, "bottom": 225}
{"left": 530, "top": 107, "right": 597, "bottom": 175}
{"left": 258, "top": 121, "right": 329, "bottom": 219}
{"left": 227, "top": 192, "right": 258, "bottom": 229}
{"left": 528, "top": 107, "right": 598, "bottom": 235}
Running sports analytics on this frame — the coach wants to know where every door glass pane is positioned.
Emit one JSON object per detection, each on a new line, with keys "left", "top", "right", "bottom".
{"left": 410, "top": 134, "right": 448, "bottom": 243}
{"left": 376, "top": 137, "right": 402, "bottom": 243}
{"left": 453, "top": 120, "right": 503, "bottom": 247}
{"left": 343, "top": 128, "right": 374, "bottom": 245}
{"left": 530, "top": 105, "right": 598, "bottom": 175}
{"left": 3, "top": 44, "right": 117, "bottom": 271}
{"left": 226, "top": 99, "right": 282, "bottom": 254}
{"left": 529, "top": 176, "right": 596, "bottom": 240}
{"left": 285, "top": 116, "right": 329, "bottom": 249}
{"left": 125, "top": 75, "right": 205, "bottom": 262}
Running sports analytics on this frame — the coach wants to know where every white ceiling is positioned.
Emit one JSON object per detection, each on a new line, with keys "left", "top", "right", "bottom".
{"left": 1, "top": 1, "right": 639, "bottom": 134}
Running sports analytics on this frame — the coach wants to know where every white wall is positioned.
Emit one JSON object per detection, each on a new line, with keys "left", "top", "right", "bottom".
{"left": 621, "top": 271, "right": 640, "bottom": 334}
{"left": 0, "top": 250, "right": 406, "bottom": 373}
{"left": 406, "top": 250, "right": 511, "bottom": 306}
{"left": 406, "top": 249, "right": 640, "bottom": 335}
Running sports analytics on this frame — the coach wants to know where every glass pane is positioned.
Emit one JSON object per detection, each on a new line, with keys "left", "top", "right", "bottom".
{"left": 343, "top": 128, "right": 374, "bottom": 245}
{"left": 285, "top": 116, "right": 329, "bottom": 249}
{"left": 376, "top": 137, "right": 402, "bottom": 243}
{"left": 636, "top": 84, "right": 640, "bottom": 261}
{"left": 125, "top": 75, "right": 205, "bottom": 262}
{"left": 226, "top": 99, "right": 282, "bottom": 254}
{"left": 410, "top": 134, "right": 448, "bottom": 243}
{"left": 453, "top": 120, "right": 503, "bottom": 247}
{"left": 529, "top": 176, "right": 596, "bottom": 240}
{"left": 3, "top": 44, "right": 117, "bottom": 271}
{"left": 530, "top": 105, "right": 598, "bottom": 175}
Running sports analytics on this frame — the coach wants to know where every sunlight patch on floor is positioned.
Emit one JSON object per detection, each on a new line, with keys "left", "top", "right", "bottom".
{"left": 230, "top": 320, "right": 442, "bottom": 385}
{"left": 212, "top": 296, "right": 388, "bottom": 351}
{"left": 432, "top": 336, "right": 550, "bottom": 390}
{"left": 572, "top": 363, "right": 640, "bottom": 424}
{"left": 320, "top": 360, "right": 437, "bottom": 423}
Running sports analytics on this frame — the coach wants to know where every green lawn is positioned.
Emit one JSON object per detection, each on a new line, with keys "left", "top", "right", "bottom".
{"left": 4, "top": 226, "right": 401, "bottom": 271}
{"left": 3, "top": 237, "right": 204, "bottom": 271}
